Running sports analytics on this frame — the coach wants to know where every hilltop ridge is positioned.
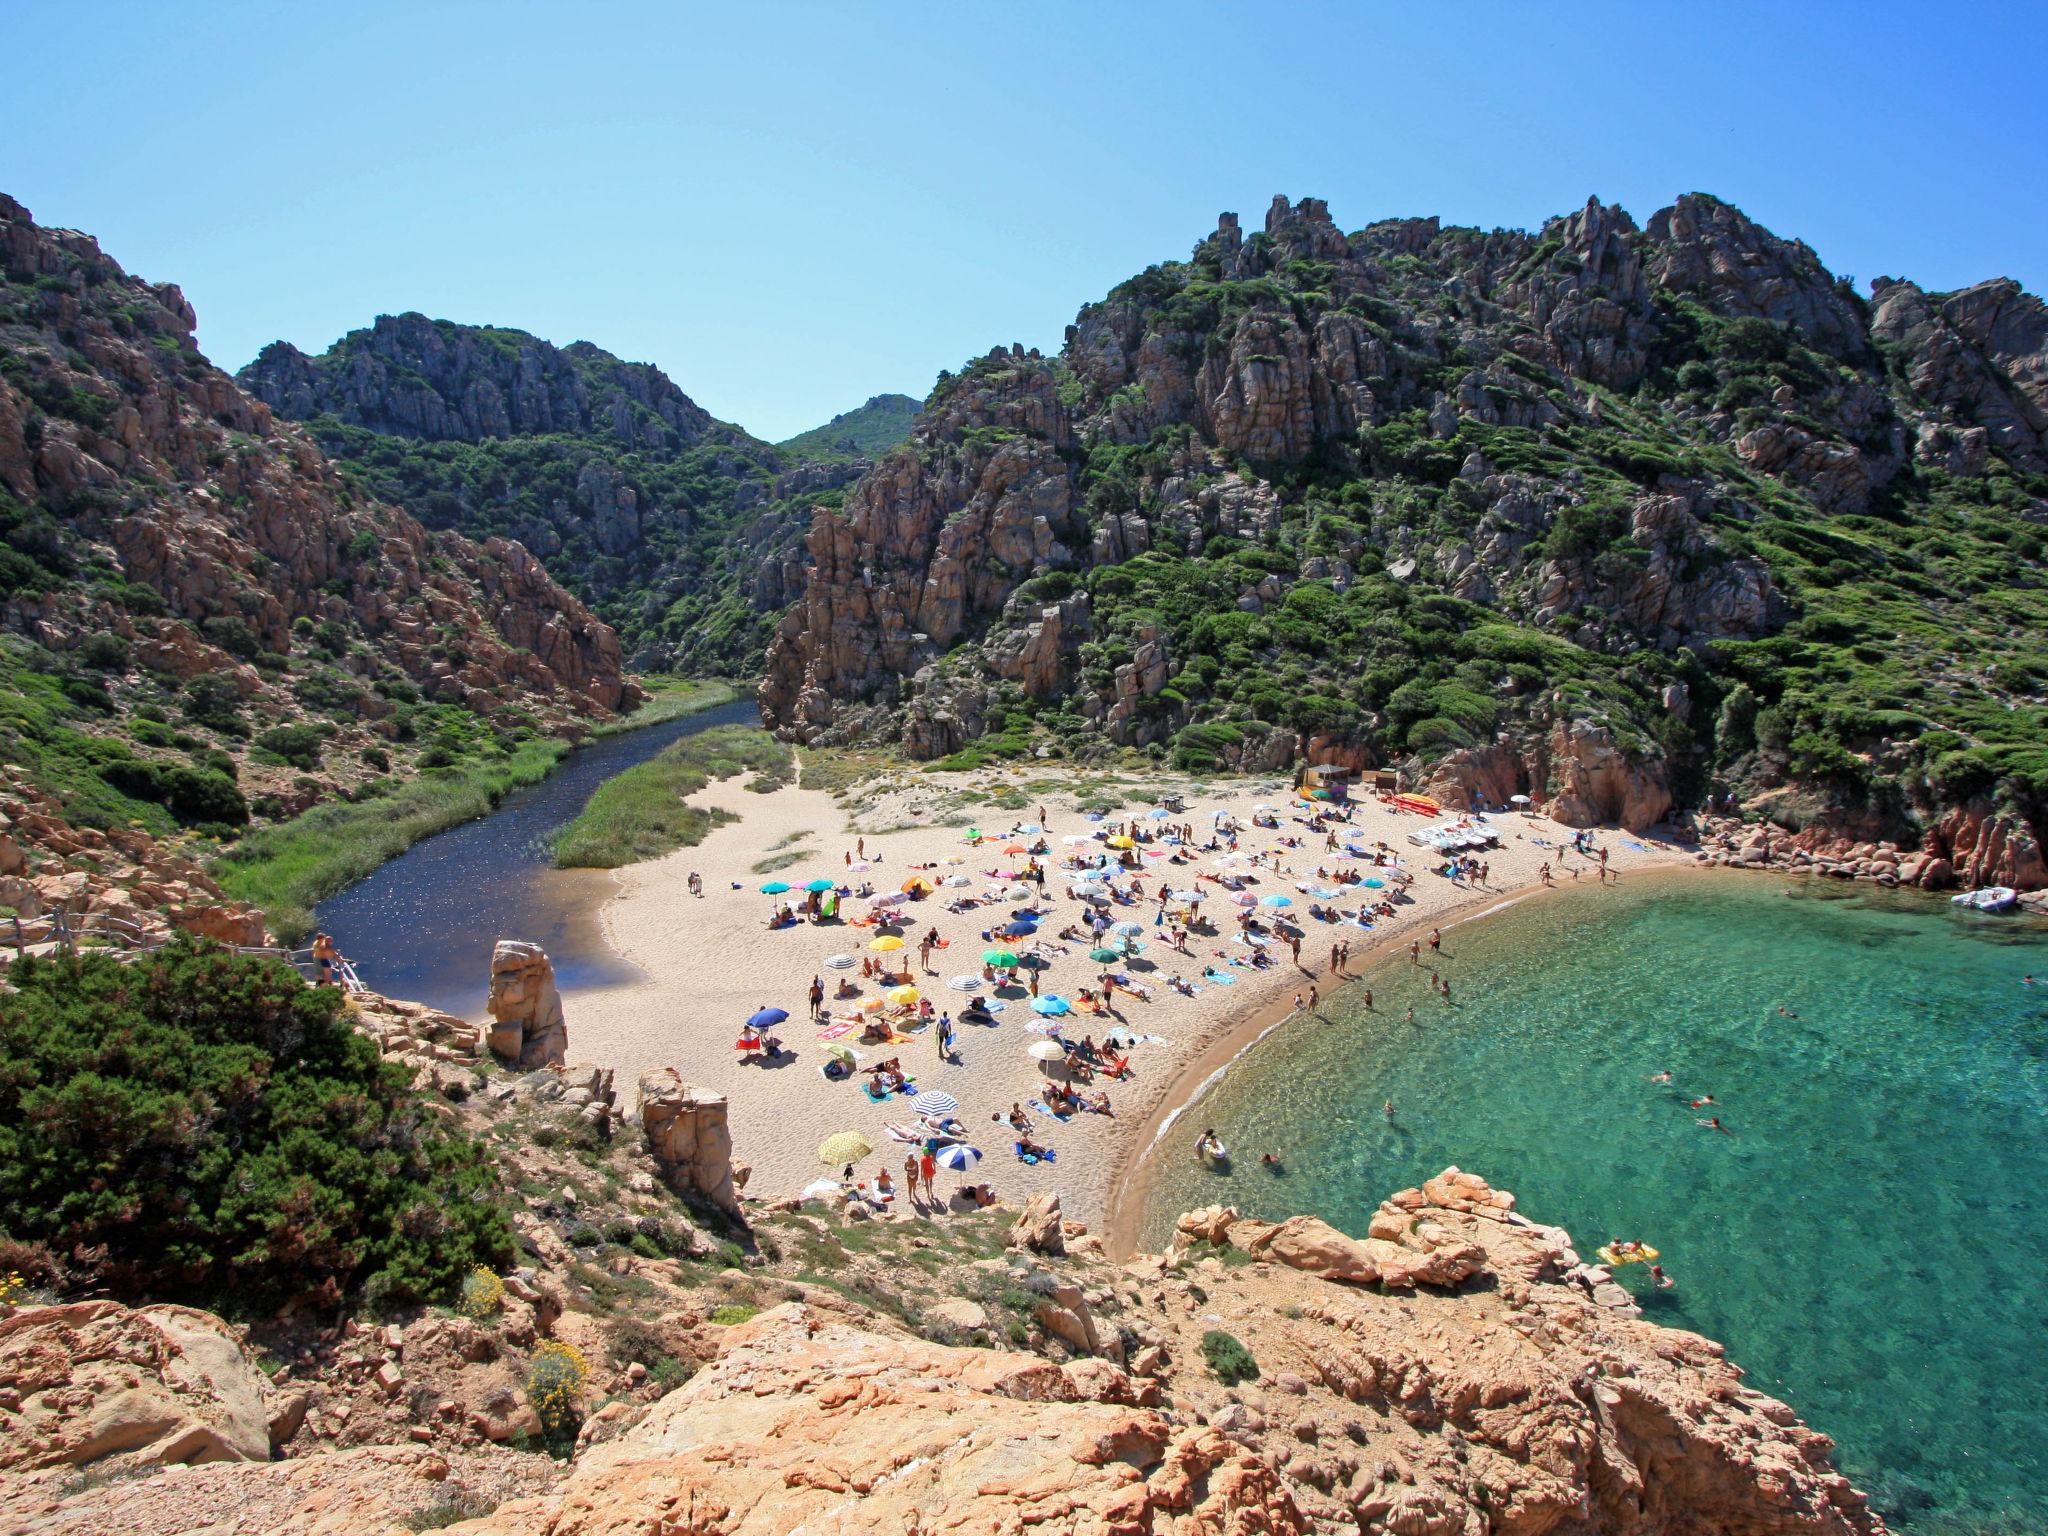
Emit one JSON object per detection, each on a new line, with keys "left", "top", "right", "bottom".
{"left": 760, "top": 193, "right": 2048, "bottom": 884}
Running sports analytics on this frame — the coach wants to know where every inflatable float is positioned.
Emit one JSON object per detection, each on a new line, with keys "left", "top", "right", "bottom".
{"left": 1596, "top": 1243, "right": 1660, "bottom": 1267}
{"left": 1381, "top": 793, "right": 1441, "bottom": 815}
{"left": 1196, "top": 1136, "right": 1231, "bottom": 1169}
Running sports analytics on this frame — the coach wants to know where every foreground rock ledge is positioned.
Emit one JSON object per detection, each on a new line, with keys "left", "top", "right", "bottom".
{"left": 0, "top": 1169, "right": 1883, "bottom": 1535}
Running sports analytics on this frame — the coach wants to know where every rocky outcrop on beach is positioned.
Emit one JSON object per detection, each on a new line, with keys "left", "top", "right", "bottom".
{"left": 760, "top": 190, "right": 2047, "bottom": 864}
{"left": 636, "top": 1071, "right": 743, "bottom": 1215}
{"left": 484, "top": 940, "right": 569, "bottom": 1070}
{"left": 1696, "top": 805, "right": 2048, "bottom": 901}
{"left": 0, "top": 1163, "right": 1886, "bottom": 1536}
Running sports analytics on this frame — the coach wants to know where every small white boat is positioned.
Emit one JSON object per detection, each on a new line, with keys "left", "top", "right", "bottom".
{"left": 1950, "top": 886, "right": 2018, "bottom": 913}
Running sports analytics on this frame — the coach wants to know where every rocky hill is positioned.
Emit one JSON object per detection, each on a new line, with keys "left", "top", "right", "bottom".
{"left": 0, "top": 194, "right": 633, "bottom": 900}
{"left": 775, "top": 390, "right": 922, "bottom": 461}
{"left": 761, "top": 193, "right": 2048, "bottom": 884}
{"left": 241, "top": 323, "right": 914, "bottom": 674}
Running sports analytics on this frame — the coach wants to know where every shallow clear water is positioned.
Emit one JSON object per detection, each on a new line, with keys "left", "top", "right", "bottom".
{"left": 1135, "top": 873, "right": 2048, "bottom": 1532}
{"left": 315, "top": 699, "right": 757, "bottom": 1016}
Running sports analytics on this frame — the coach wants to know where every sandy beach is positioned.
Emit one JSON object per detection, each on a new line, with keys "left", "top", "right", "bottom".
{"left": 564, "top": 760, "right": 1688, "bottom": 1230}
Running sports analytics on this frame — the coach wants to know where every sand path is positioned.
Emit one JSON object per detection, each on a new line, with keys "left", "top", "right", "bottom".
{"left": 565, "top": 764, "right": 1686, "bottom": 1229}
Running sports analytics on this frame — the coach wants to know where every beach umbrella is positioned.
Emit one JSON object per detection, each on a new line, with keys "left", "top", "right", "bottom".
{"left": 1146, "top": 807, "right": 1171, "bottom": 819}
{"left": 939, "top": 854, "right": 965, "bottom": 865}
{"left": 1253, "top": 803, "right": 1279, "bottom": 813}
{"left": 759, "top": 881, "right": 792, "bottom": 894}
{"left": 1511, "top": 794, "right": 1532, "bottom": 806}
{"left": 983, "top": 948, "right": 1019, "bottom": 967}
{"left": 821, "top": 1041, "right": 857, "bottom": 1064}
{"left": 850, "top": 860, "right": 872, "bottom": 871}
{"left": 911, "top": 1090, "right": 959, "bottom": 1117}
{"left": 818, "top": 1131, "right": 874, "bottom": 1166}
{"left": 800, "top": 1177, "right": 843, "bottom": 1200}
{"left": 1363, "top": 877, "right": 1384, "bottom": 889}
{"left": 1031, "top": 996, "right": 1072, "bottom": 1016}
{"left": 1168, "top": 887, "right": 1203, "bottom": 902}
{"left": 1110, "top": 920, "right": 1145, "bottom": 938}
{"left": 935, "top": 1143, "right": 983, "bottom": 1171}
{"left": 823, "top": 952, "right": 856, "bottom": 969}
{"left": 1088, "top": 946, "right": 1121, "bottom": 963}
{"left": 999, "top": 920, "right": 1036, "bottom": 937}
{"left": 1107, "top": 834, "right": 1136, "bottom": 849}
{"left": 946, "top": 974, "right": 983, "bottom": 991}
{"left": 1003, "top": 843, "right": 1027, "bottom": 855}
{"left": 747, "top": 1007, "right": 789, "bottom": 1028}
{"left": 1027, "top": 1038, "right": 1068, "bottom": 1060}
{"left": 886, "top": 984, "right": 920, "bottom": 1005}
{"left": 804, "top": 879, "right": 836, "bottom": 893}
{"left": 1086, "top": 811, "right": 1105, "bottom": 822}
{"left": 856, "top": 996, "right": 886, "bottom": 1013}
{"left": 870, "top": 935, "right": 905, "bottom": 952}
{"left": 1229, "top": 891, "right": 1256, "bottom": 907}
{"left": 1018, "top": 824, "right": 1041, "bottom": 834}
{"left": 1005, "top": 883, "right": 1033, "bottom": 900}
{"left": 1061, "top": 834, "right": 1094, "bottom": 845}
{"left": 943, "top": 874, "right": 972, "bottom": 888}
{"left": 874, "top": 890, "right": 909, "bottom": 906}
{"left": 1259, "top": 893, "right": 1293, "bottom": 908}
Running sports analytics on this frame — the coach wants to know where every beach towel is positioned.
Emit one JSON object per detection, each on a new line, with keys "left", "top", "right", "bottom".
{"left": 1624, "top": 840, "right": 1652, "bottom": 853}
{"left": 1031, "top": 1100, "right": 1073, "bottom": 1121}
{"left": 1014, "top": 1142, "right": 1058, "bottom": 1164}
{"left": 1203, "top": 968, "right": 1237, "bottom": 985}
{"left": 817, "top": 1020, "right": 858, "bottom": 1039}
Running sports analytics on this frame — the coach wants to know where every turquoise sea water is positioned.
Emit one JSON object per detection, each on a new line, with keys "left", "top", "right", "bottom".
{"left": 1134, "top": 873, "right": 2048, "bottom": 1533}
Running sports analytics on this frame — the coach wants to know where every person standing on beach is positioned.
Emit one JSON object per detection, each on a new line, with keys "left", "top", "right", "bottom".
{"left": 809, "top": 975, "right": 824, "bottom": 1020}
{"left": 1339, "top": 939, "right": 1351, "bottom": 971}
{"left": 1308, "top": 985, "right": 1319, "bottom": 1013}
{"left": 1329, "top": 941, "right": 1341, "bottom": 973}
{"left": 688, "top": 871, "right": 703, "bottom": 897}
{"left": 920, "top": 1147, "right": 937, "bottom": 1201}
{"left": 903, "top": 1151, "right": 920, "bottom": 1202}
{"left": 1289, "top": 933, "right": 1302, "bottom": 965}
{"left": 1429, "top": 928, "right": 1441, "bottom": 954}
{"left": 1409, "top": 939, "right": 1421, "bottom": 965}
{"left": 1362, "top": 986, "right": 1373, "bottom": 1010}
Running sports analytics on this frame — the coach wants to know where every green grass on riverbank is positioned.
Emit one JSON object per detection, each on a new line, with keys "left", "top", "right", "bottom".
{"left": 215, "top": 738, "right": 568, "bottom": 942}
{"left": 215, "top": 677, "right": 738, "bottom": 942}
{"left": 552, "top": 725, "right": 791, "bottom": 869}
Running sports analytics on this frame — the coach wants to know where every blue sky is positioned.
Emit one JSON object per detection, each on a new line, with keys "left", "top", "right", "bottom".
{"left": 7, "top": 2, "right": 2044, "bottom": 441}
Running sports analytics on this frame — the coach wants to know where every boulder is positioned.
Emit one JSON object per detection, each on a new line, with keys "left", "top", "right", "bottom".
{"left": 636, "top": 1069, "right": 740, "bottom": 1214}
{"left": 1009, "top": 1191, "right": 1066, "bottom": 1256}
{"left": 0, "top": 1301, "right": 272, "bottom": 1470}
{"left": 485, "top": 940, "right": 568, "bottom": 1069}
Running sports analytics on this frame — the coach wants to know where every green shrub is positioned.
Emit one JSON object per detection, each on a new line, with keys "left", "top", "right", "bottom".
{"left": 98, "top": 759, "right": 249, "bottom": 825}
{"left": 79, "top": 633, "right": 130, "bottom": 671}
{"left": 256, "top": 723, "right": 325, "bottom": 770}
{"left": 1200, "top": 1328, "right": 1259, "bottom": 1385}
{"left": 0, "top": 939, "right": 513, "bottom": 1309}
{"left": 708, "top": 1302, "right": 759, "bottom": 1326}
{"left": 458, "top": 1268, "right": 505, "bottom": 1319}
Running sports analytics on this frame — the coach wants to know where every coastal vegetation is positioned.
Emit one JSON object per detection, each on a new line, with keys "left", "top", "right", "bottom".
{"left": 0, "top": 939, "right": 512, "bottom": 1311}
{"left": 774, "top": 392, "right": 922, "bottom": 461}
{"left": 214, "top": 678, "right": 734, "bottom": 939}
{"left": 551, "top": 724, "right": 793, "bottom": 868}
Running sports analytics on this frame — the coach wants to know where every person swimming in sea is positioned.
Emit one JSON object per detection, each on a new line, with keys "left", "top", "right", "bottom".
{"left": 1649, "top": 1264, "right": 1675, "bottom": 1289}
{"left": 1646, "top": 1069, "right": 1673, "bottom": 1083}
{"left": 1690, "top": 1095, "right": 1716, "bottom": 1109}
{"left": 1260, "top": 1152, "right": 1284, "bottom": 1172}
{"left": 1698, "top": 1116, "right": 1732, "bottom": 1134}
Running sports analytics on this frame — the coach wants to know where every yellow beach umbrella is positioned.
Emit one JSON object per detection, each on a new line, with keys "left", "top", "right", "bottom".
{"left": 869, "top": 935, "right": 905, "bottom": 952}
{"left": 886, "top": 984, "right": 919, "bottom": 1005}
{"left": 1107, "top": 835, "right": 1136, "bottom": 849}
{"left": 856, "top": 996, "right": 886, "bottom": 1012}
{"left": 818, "top": 1131, "right": 874, "bottom": 1166}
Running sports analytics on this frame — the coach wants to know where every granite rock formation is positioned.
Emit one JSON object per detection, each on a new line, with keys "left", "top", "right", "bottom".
{"left": 636, "top": 1070, "right": 743, "bottom": 1214}
{"left": 484, "top": 941, "right": 568, "bottom": 1070}
{"left": 762, "top": 191, "right": 2047, "bottom": 869}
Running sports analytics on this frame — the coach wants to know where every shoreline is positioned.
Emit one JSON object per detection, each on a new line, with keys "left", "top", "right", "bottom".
{"left": 562, "top": 761, "right": 1691, "bottom": 1231}
{"left": 1098, "top": 865, "right": 1700, "bottom": 1258}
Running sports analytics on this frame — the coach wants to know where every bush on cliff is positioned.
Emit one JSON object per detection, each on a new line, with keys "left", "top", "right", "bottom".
{"left": 0, "top": 938, "right": 512, "bottom": 1311}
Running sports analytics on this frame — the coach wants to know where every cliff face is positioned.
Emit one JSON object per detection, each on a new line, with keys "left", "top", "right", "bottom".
{"left": 0, "top": 1169, "right": 1885, "bottom": 1536}
{"left": 0, "top": 193, "right": 634, "bottom": 862}
{"left": 761, "top": 192, "right": 2048, "bottom": 862}
{"left": 240, "top": 322, "right": 911, "bottom": 675}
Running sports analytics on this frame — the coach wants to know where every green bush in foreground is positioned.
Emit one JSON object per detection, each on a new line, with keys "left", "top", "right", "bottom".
{"left": 0, "top": 938, "right": 512, "bottom": 1311}
{"left": 1200, "top": 1328, "right": 1259, "bottom": 1385}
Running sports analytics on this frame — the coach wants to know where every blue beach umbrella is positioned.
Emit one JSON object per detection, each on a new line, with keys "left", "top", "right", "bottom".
{"left": 747, "top": 1007, "right": 789, "bottom": 1028}
{"left": 804, "top": 879, "right": 835, "bottom": 893}
{"left": 1259, "top": 893, "right": 1293, "bottom": 908}
{"left": 1031, "top": 996, "right": 1072, "bottom": 1016}
{"left": 937, "top": 1143, "right": 983, "bottom": 1171}
{"left": 759, "top": 881, "right": 791, "bottom": 894}
{"left": 1000, "top": 920, "right": 1037, "bottom": 937}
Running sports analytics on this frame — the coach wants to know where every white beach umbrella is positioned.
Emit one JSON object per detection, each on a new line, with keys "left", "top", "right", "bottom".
{"left": 943, "top": 873, "right": 972, "bottom": 888}
{"left": 823, "top": 953, "right": 857, "bottom": 970}
{"left": 1005, "top": 883, "right": 1034, "bottom": 900}
{"left": 946, "top": 974, "right": 983, "bottom": 991}
{"left": 936, "top": 1143, "right": 983, "bottom": 1171}
{"left": 1027, "top": 1039, "right": 1067, "bottom": 1062}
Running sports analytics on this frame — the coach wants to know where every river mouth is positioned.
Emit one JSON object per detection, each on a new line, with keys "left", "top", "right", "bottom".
{"left": 1130, "top": 870, "right": 2048, "bottom": 1533}
{"left": 314, "top": 698, "right": 757, "bottom": 1017}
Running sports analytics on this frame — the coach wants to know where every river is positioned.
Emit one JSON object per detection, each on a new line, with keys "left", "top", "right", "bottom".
{"left": 314, "top": 698, "right": 758, "bottom": 1017}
